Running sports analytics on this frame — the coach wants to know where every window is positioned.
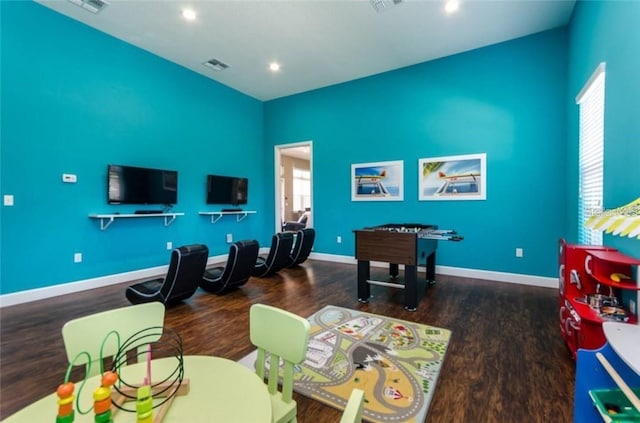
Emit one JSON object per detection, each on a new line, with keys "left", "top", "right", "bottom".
{"left": 292, "top": 167, "right": 311, "bottom": 212}
{"left": 576, "top": 63, "right": 605, "bottom": 245}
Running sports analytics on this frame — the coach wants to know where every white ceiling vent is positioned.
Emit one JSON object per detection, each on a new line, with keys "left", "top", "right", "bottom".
{"left": 68, "top": 0, "right": 109, "bottom": 14}
{"left": 370, "top": 0, "right": 403, "bottom": 13}
{"left": 203, "top": 59, "right": 230, "bottom": 72}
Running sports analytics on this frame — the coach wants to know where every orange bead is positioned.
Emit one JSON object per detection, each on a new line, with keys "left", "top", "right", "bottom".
{"left": 56, "top": 382, "right": 74, "bottom": 398}
{"left": 57, "top": 401, "right": 73, "bottom": 416}
{"left": 101, "top": 371, "right": 118, "bottom": 387}
{"left": 94, "top": 397, "right": 112, "bottom": 414}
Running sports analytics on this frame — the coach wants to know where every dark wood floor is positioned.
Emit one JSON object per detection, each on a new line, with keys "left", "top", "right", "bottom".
{"left": 0, "top": 260, "right": 575, "bottom": 422}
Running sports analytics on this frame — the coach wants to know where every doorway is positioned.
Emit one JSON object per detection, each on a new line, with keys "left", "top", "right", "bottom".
{"left": 274, "top": 141, "right": 312, "bottom": 234}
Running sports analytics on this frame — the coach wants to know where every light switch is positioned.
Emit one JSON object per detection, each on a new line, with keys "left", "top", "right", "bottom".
{"left": 3, "top": 195, "right": 14, "bottom": 206}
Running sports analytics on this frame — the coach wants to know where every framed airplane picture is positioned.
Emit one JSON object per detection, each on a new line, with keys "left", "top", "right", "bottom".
{"left": 419, "top": 153, "right": 486, "bottom": 201}
{"left": 351, "top": 160, "right": 404, "bottom": 201}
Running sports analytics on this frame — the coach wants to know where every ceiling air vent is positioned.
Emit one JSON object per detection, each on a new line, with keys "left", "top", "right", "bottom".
{"left": 203, "top": 59, "right": 230, "bottom": 72}
{"left": 370, "top": 0, "right": 402, "bottom": 13}
{"left": 68, "top": 0, "right": 109, "bottom": 14}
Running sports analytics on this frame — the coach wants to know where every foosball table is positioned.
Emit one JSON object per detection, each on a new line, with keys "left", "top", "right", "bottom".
{"left": 354, "top": 223, "right": 463, "bottom": 311}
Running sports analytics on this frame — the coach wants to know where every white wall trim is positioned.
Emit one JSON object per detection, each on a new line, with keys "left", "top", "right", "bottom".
{"left": 435, "top": 265, "right": 557, "bottom": 289}
{"left": 309, "top": 253, "right": 557, "bottom": 289}
{"left": 0, "top": 254, "right": 228, "bottom": 308}
{"left": 0, "top": 253, "right": 556, "bottom": 308}
{"left": 308, "top": 252, "right": 356, "bottom": 264}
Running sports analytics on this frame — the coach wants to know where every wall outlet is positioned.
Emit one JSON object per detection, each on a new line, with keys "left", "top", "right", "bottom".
{"left": 3, "top": 195, "right": 14, "bottom": 206}
{"left": 74, "top": 253, "right": 82, "bottom": 263}
{"left": 337, "top": 236, "right": 342, "bottom": 244}
{"left": 226, "top": 233, "right": 233, "bottom": 243}
{"left": 515, "top": 248, "right": 524, "bottom": 258}
{"left": 166, "top": 241, "right": 173, "bottom": 250}
{"left": 62, "top": 173, "right": 77, "bottom": 183}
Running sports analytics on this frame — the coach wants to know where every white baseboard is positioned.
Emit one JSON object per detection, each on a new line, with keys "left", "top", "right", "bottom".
{"left": 308, "top": 252, "right": 356, "bottom": 264}
{"left": 309, "top": 252, "right": 557, "bottom": 289}
{"left": 435, "top": 265, "right": 557, "bottom": 289}
{"left": 0, "top": 255, "right": 228, "bottom": 308}
{"left": 0, "top": 253, "right": 556, "bottom": 308}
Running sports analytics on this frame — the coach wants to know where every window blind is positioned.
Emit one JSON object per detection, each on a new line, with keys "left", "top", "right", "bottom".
{"left": 576, "top": 63, "right": 605, "bottom": 245}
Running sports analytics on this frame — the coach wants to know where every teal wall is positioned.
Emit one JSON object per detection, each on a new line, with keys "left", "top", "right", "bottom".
{"left": 0, "top": 2, "right": 266, "bottom": 294}
{"left": 567, "top": 0, "right": 640, "bottom": 258}
{"left": 264, "top": 29, "right": 569, "bottom": 278}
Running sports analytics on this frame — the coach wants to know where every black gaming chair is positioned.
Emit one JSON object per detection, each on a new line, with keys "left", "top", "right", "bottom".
{"left": 288, "top": 228, "right": 315, "bottom": 267}
{"left": 200, "top": 240, "right": 259, "bottom": 294}
{"left": 125, "top": 244, "right": 209, "bottom": 306}
{"left": 252, "top": 232, "right": 295, "bottom": 278}
{"left": 282, "top": 211, "right": 308, "bottom": 232}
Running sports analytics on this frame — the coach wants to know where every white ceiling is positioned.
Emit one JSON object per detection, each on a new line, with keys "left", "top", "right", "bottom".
{"left": 36, "top": 0, "right": 576, "bottom": 101}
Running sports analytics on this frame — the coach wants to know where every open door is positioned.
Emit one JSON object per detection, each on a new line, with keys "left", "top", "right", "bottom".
{"left": 274, "top": 141, "right": 312, "bottom": 234}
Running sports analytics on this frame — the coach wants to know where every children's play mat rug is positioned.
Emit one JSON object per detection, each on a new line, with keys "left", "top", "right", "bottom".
{"left": 239, "top": 305, "right": 451, "bottom": 423}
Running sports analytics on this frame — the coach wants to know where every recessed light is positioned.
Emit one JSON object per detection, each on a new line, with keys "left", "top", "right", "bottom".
{"left": 444, "top": 0, "right": 459, "bottom": 14}
{"left": 181, "top": 8, "right": 197, "bottom": 21}
{"left": 269, "top": 62, "right": 281, "bottom": 72}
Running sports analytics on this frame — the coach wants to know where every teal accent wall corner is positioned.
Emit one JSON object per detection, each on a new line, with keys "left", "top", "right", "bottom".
{"left": 265, "top": 28, "right": 569, "bottom": 278}
{"left": 1, "top": 2, "right": 266, "bottom": 294}
{"left": 567, "top": 0, "right": 640, "bottom": 258}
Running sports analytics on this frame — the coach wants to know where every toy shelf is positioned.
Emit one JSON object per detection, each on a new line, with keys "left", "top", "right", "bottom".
{"left": 586, "top": 250, "right": 640, "bottom": 291}
{"left": 589, "top": 250, "right": 640, "bottom": 266}
{"left": 566, "top": 296, "right": 638, "bottom": 325}
{"left": 558, "top": 240, "right": 639, "bottom": 360}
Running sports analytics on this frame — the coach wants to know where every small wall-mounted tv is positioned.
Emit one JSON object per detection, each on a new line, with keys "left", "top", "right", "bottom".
{"left": 108, "top": 164, "right": 178, "bottom": 205}
{"left": 206, "top": 174, "right": 248, "bottom": 206}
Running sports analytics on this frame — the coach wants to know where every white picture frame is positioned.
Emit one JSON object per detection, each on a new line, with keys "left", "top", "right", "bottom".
{"left": 419, "top": 153, "right": 486, "bottom": 201}
{"left": 351, "top": 160, "right": 404, "bottom": 201}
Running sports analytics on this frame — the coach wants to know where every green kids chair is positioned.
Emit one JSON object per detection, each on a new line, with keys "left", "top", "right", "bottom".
{"left": 340, "top": 389, "right": 365, "bottom": 423}
{"left": 61, "top": 302, "right": 165, "bottom": 378}
{"left": 249, "top": 304, "right": 310, "bottom": 423}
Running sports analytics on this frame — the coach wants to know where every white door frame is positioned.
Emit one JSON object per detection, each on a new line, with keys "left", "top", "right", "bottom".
{"left": 274, "top": 141, "right": 313, "bottom": 234}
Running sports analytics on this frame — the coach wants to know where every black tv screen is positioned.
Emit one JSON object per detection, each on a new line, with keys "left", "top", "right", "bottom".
{"left": 206, "top": 174, "right": 248, "bottom": 206}
{"left": 108, "top": 164, "right": 178, "bottom": 205}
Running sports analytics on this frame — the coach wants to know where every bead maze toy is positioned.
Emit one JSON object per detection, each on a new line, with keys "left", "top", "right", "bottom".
{"left": 56, "top": 327, "right": 188, "bottom": 422}
{"left": 55, "top": 381, "right": 75, "bottom": 423}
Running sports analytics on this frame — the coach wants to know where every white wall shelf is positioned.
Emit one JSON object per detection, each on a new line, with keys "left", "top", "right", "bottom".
{"left": 199, "top": 211, "right": 256, "bottom": 223}
{"left": 88, "top": 213, "right": 185, "bottom": 230}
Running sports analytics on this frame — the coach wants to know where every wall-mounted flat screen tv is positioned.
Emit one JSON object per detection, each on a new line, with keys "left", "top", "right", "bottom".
{"left": 108, "top": 164, "right": 178, "bottom": 205}
{"left": 206, "top": 174, "right": 248, "bottom": 206}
